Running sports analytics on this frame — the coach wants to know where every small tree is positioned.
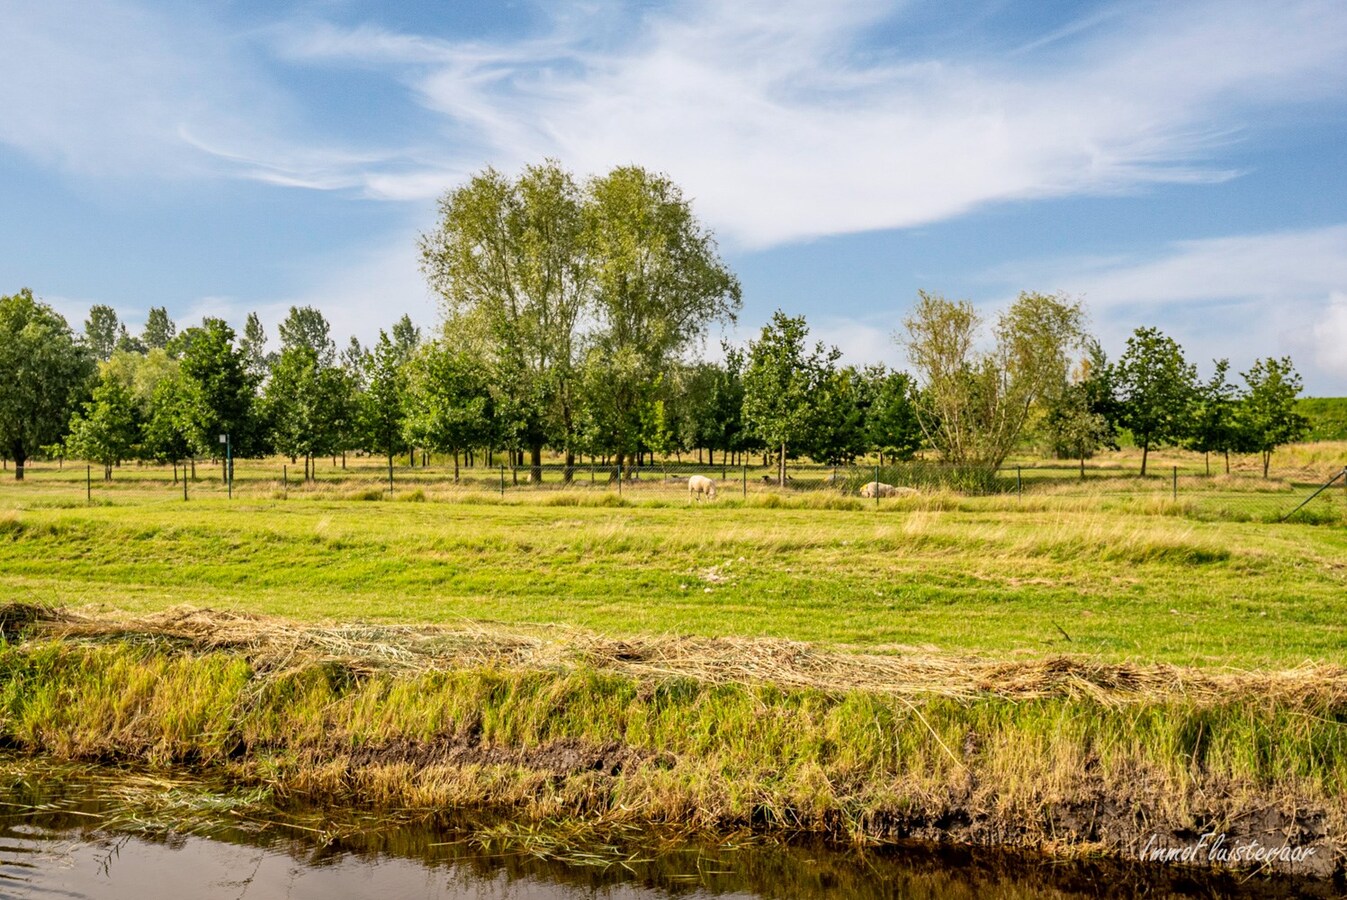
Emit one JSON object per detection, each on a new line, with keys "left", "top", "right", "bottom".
{"left": 403, "top": 341, "right": 491, "bottom": 480}
{"left": 1238, "top": 356, "right": 1309, "bottom": 478}
{"left": 902, "top": 290, "right": 1085, "bottom": 474}
{"left": 141, "top": 307, "right": 176, "bottom": 351}
{"left": 866, "top": 366, "right": 923, "bottom": 463}
{"left": 1184, "top": 359, "right": 1242, "bottom": 475}
{"left": 66, "top": 374, "right": 139, "bottom": 480}
{"left": 84, "top": 305, "right": 121, "bottom": 362}
{"left": 742, "top": 311, "right": 838, "bottom": 485}
{"left": 361, "top": 331, "right": 409, "bottom": 476}
{"left": 0, "top": 289, "right": 95, "bottom": 479}
{"left": 1111, "top": 327, "right": 1197, "bottom": 476}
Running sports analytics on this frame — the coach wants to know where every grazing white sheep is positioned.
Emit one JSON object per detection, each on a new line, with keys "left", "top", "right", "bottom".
{"left": 688, "top": 474, "right": 718, "bottom": 501}
{"left": 859, "top": 481, "right": 917, "bottom": 499}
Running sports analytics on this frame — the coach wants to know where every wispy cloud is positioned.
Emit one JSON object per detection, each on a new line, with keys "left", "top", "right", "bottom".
{"left": 996, "top": 225, "right": 1347, "bottom": 393}
{"left": 270, "top": 0, "right": 1347, "bottom": 246}
{"left": 5, "top": 1, "right": 1346, "bottom": 249}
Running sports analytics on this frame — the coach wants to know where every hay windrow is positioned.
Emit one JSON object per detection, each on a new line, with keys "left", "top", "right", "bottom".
{"left": 10, "top": 602, "right": 1347, "bottom": 708}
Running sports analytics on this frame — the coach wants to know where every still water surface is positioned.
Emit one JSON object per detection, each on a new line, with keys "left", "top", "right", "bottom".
{"left": 0, "top": 758, "right": 1329, "bottom": 900}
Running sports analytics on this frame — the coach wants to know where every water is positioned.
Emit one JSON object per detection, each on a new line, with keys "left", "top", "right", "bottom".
{"left": 0, "top": 758, "right": 1331, "bottom": 899}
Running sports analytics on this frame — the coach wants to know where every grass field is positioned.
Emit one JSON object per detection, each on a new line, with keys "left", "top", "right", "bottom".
{"left": 2, "top": 449, "right": 1345, "bottom": 668}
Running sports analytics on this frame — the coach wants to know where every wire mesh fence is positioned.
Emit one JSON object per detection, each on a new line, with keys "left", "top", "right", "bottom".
{"left": 2, "top": 454, "right": 1344, "bottom": 524}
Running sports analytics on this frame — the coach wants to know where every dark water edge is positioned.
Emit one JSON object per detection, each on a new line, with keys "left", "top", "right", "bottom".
{"left": 0, "top": 756, "right": 1336, "bottom": 900}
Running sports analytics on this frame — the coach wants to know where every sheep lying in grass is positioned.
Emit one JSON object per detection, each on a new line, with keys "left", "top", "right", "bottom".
{"left": 859, "top": 481, "right": 917, "bottom": 499}
{"left": 688, "top": 474, "right": 718, "bottom": 502}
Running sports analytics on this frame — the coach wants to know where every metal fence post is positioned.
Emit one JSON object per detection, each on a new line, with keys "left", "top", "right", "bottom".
{"left": 499, "top": 464, "right": 505, "bottom": 497}
{"left": 874, "top": 464, "right": 880, "bottom": 507}
{"left": 742, "top": 464, "right": 747, "bottom": 498}
{"left": 183, "top": 472, "right": 188, "bottom": 501}
{"left": 1173, "top": 465, "right": 1178, "bottom": 502}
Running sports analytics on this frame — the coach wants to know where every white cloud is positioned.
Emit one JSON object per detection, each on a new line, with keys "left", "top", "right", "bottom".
{"left": 997, "top": 225, "right": 1347, "bottom": 394}
{"left": 6, "top": 1, "right": 1347, "bottom": 249}
{"left": 1314, "top": 293, "right": 1347, "bottom": 379}
{"left": 271, "top": 0, "right": 1347, "bottom": 246}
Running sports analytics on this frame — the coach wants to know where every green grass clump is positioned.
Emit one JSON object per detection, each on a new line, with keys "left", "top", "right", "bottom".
{"left": 0, "top": 637, "right": 1342, "bottom": 857}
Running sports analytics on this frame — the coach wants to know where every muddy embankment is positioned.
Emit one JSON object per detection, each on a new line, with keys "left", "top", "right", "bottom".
{"left": 0, "top": 602, "right": 1340, "bottom": 879}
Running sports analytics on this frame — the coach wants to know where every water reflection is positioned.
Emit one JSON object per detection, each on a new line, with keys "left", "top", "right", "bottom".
{"left": 0, "top": 758, "right": 1333, "bottom": 899}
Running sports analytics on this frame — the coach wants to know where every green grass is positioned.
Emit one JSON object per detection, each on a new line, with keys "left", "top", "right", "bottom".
{"left": 1, "top": 475, "right": 1345, "bottom": 667}
{"left": 0, "top": 637, "right": 1341, "bottom": 866}
{"left": 1298, "top": 397, "right": 1347, "bottom": 442}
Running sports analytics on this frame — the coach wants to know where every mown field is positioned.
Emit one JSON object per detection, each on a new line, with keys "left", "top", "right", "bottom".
{"left": 2, "top": 445, "right": 1345, "bottom": 668}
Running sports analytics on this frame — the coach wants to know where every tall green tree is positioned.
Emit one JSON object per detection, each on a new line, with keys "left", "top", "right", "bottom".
{"left": 360, "top": 330, "right": 409, "bottom": 475}
{"left": 84, "top": 304, "right": 122, "bottom": 362}
{"left": 141, "top": 306, "right": 176, "bottom": 351}
{"left": 403, "top": 341, "right": 492, "bottom": 480}
{"left": 277, "top": 306, "right": 336, "bottom": 367}
{"left": 1184, "top": 359, "right": 1243, "bottom": 475}
{"left": 0, "top": 289, "right": 95, "bottom": 479}
{"left": 1111, "top": 327, "right": 1197, "bottom": 476}
{"left": 743, "top": 311, "right": 839, "bottom": 485}
{"left": 421, "top": 161, "right": 591, "bottom": 482}
{"left": 65, "top": 373, "right": 139, "bottom": 480}
{"left": 584, "top": 165, "right": 741, "bottom": 476}
{"left": 177, "top": 318, "right": 258, "bottom": 479}
{"left": 866, "top": 366, "right": 923, "bottom": 463}
{"left": 1238, "top": 356, "right": 1309, "bottom": 478}
{"left": 239, "top": 312, "right": 274, "bottom": 383}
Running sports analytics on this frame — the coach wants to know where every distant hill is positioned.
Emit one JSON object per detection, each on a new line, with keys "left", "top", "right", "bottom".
{"left": 1297, "top": 397, "right": 1347, "bottom": 441}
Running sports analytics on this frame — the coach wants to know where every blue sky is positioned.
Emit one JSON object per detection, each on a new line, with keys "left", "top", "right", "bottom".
{"left": 3, "top": 0, "right": 1346, "bottom": 392}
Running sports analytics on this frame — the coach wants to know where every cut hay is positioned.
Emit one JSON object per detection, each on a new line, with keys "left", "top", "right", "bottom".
{"left": 11, "top": 602, "right": 1346, "bottom": 707}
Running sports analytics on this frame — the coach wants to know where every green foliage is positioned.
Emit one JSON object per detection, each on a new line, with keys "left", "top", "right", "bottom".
{"left": 865, "top": 366, "right": 923, "bottom": 462}
{"left": 141, "top": 306, "right": 176, "bottom": 351}
{"left": 1238, "top": 357, "right": 1309, "bottom": 478}
{"left": 403, "top": 341, "right": 492, "bottom": 476}
{"left": 1296, "top": 397, "right": 1347, "bottom": 441}
{"left": 176, "top": 318, "right": 260, "bottom": 460}
{"left": 743, "top": 311, "right": 839, "bottom": 482}
{"left": 360, "top": 331, "right": 409, "bottom": 464}
{"left": 1183, "top": 359, "right": 1242, "bottom": 473}
{"left": 1111, "top": 327, "right": 1197, "bottom": 475}
{"left": 0, "top": 289, "right": 95, "bottom": 479}
{"left": 65, "top": 374, "right": 139, "bottom": 477}
{"left": 903, "top": 290, "right": 1085, "bottom": 471}
{"left": 421, "top": 162, "right": 590, "bottom": 470}
{"left": 83, "top": 304, "right": 120, "bottom": 362}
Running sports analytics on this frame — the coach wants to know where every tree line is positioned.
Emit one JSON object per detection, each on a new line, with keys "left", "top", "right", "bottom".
{"left": 0, "top": 161, "right": 1311, "bottom": 484}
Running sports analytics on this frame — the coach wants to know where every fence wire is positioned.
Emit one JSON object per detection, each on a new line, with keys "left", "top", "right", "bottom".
{"left": 3, "top": 456, "right": 1345, "bottom": 525}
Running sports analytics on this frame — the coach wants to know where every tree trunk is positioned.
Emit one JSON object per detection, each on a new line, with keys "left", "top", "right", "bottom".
{"left": 1224, "top": 450, "right": 1230, "bottom": 474}
{"left": 1079, "top": 453, "right": 1086, "bottom": 479}
{"left": 779, "top": 442, "right": 787, "bottom": 487}
{"left": 1263, "top": 450, "right": 1271, "bottom": 479}
{"left": 190, "top": 458, "right": 196, "bottom": 480}
{"left": 530, "top": 441, "right": 543, "bottom": 484}
{"left": 1204, "top": 451, "right": 1210, "bottom": 477}
{"left": 563, "top": 450, "right": 575, "bottom": 484}
{"left": 1140, "top": 442, "right": 1149, "bottom": 477}
{"left": 453, "top": 450, "right": 460, "bottom": 482}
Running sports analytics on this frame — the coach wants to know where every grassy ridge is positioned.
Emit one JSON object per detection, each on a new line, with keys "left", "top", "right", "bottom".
{"left": 1299, "top": 398, "right": 1347, "bottom": 442}
{"left": 0, "top": 631, "right": 1339, "bottom": 873}
{"left": 1, "top": 498, "right": 1345, "bottom": 666}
